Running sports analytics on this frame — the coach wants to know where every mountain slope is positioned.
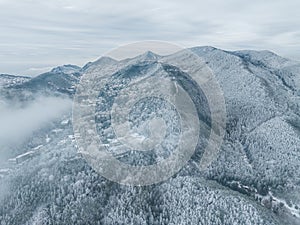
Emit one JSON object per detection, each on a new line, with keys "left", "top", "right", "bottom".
{"left": 0, "top": 47, "right": 299, "bottom": 224}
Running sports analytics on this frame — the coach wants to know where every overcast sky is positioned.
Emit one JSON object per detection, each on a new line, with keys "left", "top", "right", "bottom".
{"left": 0, "top": 0, "right": 299, "bottom": 76}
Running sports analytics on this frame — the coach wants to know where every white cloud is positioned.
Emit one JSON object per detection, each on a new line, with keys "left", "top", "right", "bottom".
{"left": 0, "top": 0, "right": 299, "bottom": 75}
{"left": 0, "top": 96, "right": 72, "bottom": 155}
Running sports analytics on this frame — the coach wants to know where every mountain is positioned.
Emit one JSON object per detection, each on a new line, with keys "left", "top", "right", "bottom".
{"left": 0, "top": 65, "right": 82, "bottom": 102}
{"left": 0, "top": 47, "right": 299, "bottom": 225}
{"left": 0, "top": 74, "right": 30, "bottom": 88}
{"left": 50, "top": 64, "right": 81, "bottom": 75}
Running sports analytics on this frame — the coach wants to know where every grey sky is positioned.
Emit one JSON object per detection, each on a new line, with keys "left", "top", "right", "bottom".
{"left": 0, "top": 0, "right": 299, "bottom": 76}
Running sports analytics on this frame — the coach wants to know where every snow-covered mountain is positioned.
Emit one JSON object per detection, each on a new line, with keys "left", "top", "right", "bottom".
{"left": 0, "top": 74, "right": 30, "bottom": 88}
{"left": 0, "top": 47, "right": 299, "bottom": 225}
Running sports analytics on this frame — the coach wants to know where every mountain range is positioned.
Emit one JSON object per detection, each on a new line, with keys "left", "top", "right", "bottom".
{"left": 0, "top": 46, "right": 300, "bottom": 225}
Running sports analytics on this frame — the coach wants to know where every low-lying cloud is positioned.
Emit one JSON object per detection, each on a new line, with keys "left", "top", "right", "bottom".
{"left": 0, "top": 96, "right": 72, "bottom": 160}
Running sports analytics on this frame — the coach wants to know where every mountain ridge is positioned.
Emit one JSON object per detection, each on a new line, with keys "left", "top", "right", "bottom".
{"left": 0, "top": 46, "right": 299, "bottom": 225}
{"left": 3, "top": 46, "right": 299, "bottom": 79}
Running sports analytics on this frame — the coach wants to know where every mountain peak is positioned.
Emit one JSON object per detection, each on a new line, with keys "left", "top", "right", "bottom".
{"left": 190, "top": 46, "right": 218, "bottom": 52}
{"left": 135, "top": 51, "right": 161, "bottom": 61}
{"left": 82, "top": 56, "right": 117, "bottom": 71}
{"left": 51, "top": 64, "right": 81, "bottom": 75}
{"left": 94, "top": 56, "right": 117, "bottom": 64}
